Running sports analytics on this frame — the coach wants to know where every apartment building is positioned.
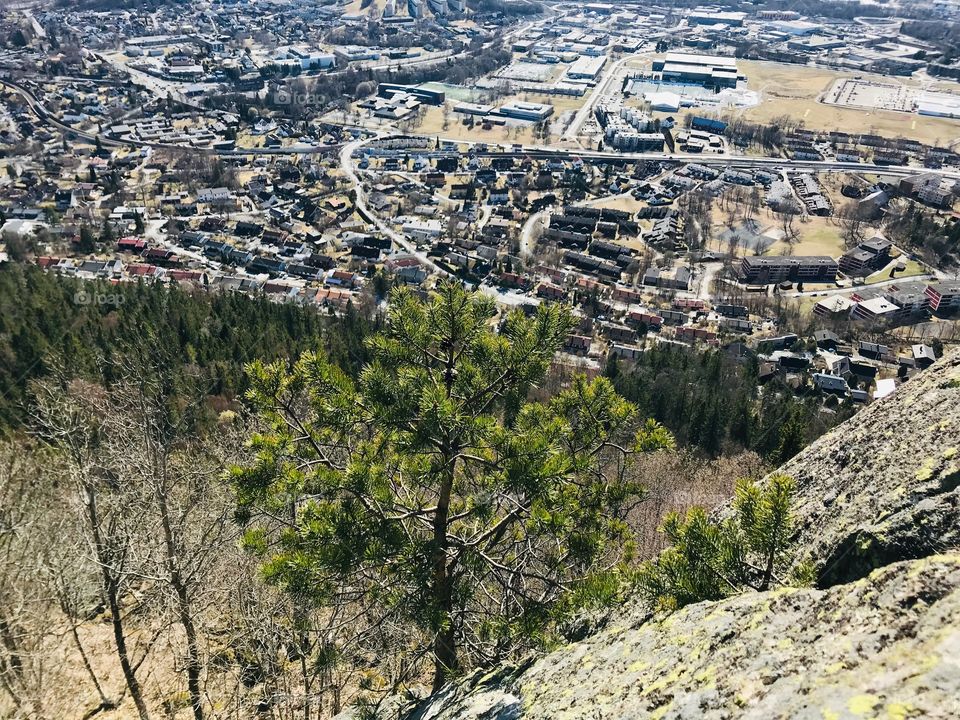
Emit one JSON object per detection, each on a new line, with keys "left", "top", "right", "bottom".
{"left": 739, "top": 255, "right": 838, "bottom": 284}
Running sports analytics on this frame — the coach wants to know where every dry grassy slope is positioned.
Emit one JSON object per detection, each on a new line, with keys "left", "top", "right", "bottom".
{"left": 366, "top": 351, "right": 960, "bottom": 720}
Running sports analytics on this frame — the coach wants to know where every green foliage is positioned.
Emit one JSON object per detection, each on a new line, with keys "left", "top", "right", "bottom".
{"left": 77, "top": 225, "right": 96, "bottom": 253}
{"left": 0, "top": 264, "right": 377, "bottom": 431}
{"left": 636, "top": 474, "right": 806, "bottom": 612}
{"left": 612, "top": 345, "right": 854, "bottom": 459}
{"left": 232, "top": 280, "right": 674, "bottom": 689}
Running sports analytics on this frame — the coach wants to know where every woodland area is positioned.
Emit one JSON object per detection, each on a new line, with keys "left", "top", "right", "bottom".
{"left": 0, "top": 274, "right": 819, "bottom": 719}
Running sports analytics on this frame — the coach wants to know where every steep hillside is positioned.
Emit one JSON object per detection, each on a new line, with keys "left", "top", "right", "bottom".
{"left": 371, "top": 351, "right": 960, "bottom": 720}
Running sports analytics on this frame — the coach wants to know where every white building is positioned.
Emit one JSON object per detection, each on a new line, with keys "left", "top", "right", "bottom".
{"left": 402, "top": 219, "right": 443, "bottom": 242}
{"left": 918, "top": 92, "right": 960, "bottom": 119}
{"left": 497, "top": 101, "right": 554, "bottom": 122}
{"left": 567, "top": 55, "right": 607, "bottom": 81}
{"left": 644, "top": 91, "right": 681, "bottom": 112}
{"left": 652, "top": 52, "right": 739, "bottom": 88}
{"left": 1, "top": 219, "right": 42, "bottom": 242}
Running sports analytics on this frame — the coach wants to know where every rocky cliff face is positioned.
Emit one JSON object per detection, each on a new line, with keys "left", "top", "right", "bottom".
{"left": 406, "top": 556, "right": 960, "bottom": 720}
{"left": 778, "top": 350, "right": 960, "bottom": 589}
{"left": 367, "top": 352, "right": 960, "bottom": 720}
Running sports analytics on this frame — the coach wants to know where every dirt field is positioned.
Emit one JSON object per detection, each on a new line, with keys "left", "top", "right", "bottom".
{"left": 709, "top": 208, "right": 847, "bottom": 258}
{"left": 732, "top": 61, "right": 960, "bottom": 146}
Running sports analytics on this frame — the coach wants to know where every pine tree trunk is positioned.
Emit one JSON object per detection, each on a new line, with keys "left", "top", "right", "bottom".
{"left": 431, "top": 460, "right": 457, "bottom": 692}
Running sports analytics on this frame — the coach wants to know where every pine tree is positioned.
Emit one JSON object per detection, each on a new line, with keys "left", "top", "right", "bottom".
{"left": 636, "top": 474, "right": 809, "bottom": 612}
{"left": 99, "top": 218, "right": 115, "bottom": 245}
{"left": 232, "top": 281, "right": 674, "bottom": 691}
{"left": 78, "top": 225, "right": 96, "bottom": 253}
{"left": 775, "top": 406, "right": 807, "bottom": 463}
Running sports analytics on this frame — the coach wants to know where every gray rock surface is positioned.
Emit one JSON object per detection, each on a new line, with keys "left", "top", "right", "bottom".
{"left": 405, "top": 556, "right": 960, "bottom": 720}
{"left": 775, "top": 350, "right": 960, "bottom": 586}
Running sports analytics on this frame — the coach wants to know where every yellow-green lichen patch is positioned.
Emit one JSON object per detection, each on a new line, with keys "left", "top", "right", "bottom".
{"left": 885, "top": 701, "right": 916, "bottom": 720}
{"left": 848, "top": 693, "right": 881, "bottom": 716}
{"left": 915, "top": 458, "right": 937, "bottom": 482}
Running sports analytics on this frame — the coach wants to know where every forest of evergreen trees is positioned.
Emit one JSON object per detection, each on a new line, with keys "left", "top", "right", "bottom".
{"left": 607, "top": 344, "right": 856, "bottom": 462}
{"left": 0, "top": 265, "right": 380, "bottom": 430}
{"left": 0, "top": 265, "right": 849, "bottom": 460}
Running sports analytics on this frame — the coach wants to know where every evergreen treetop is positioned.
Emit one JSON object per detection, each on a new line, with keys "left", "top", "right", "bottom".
{"left": 232, "top": 280, "right": 675, "bottom": 691}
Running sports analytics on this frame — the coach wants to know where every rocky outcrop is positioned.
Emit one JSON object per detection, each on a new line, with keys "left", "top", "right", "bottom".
{"left": 361, "top": 352, "right": 960, "bottom": 720}
{"left": 776, "top": 350, "right": 960, "bottom": 587}
{"left": 406, "top": 555, "right": 960, "bottom": 720}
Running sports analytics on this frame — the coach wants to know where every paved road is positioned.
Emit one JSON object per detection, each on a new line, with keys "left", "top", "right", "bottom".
{"left": 520, "top": 208, "right": 550, "bottom": 257}
{"left": 339, "top": 136, "right": 447, "bottom": 276}
{"left": 563, "top": 52, "right": 645, "bottom": 144}
{"left": 786, "top": 274, "right": 938, "bottom": 298}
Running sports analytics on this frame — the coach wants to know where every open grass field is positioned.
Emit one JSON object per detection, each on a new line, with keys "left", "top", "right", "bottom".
{"left": 235, "top": 130, "right": 266, "bottom": 148}
{"left": 418, "top": 108, "right": 535, "bottom": 143}
{"left": 418, "top": 91, "right": 586, "bottom": 143}
{"left": 657, "top": 60, "right": 960, "bottom": 146}
{"left": 864, "top": 259, "right": 928, "bottom": 284}
{"left": 772, "top": 217, "right": 846, "bottom": 257}
{"left": 587, "top": 194, "right": 647, "bottom": 215}
{"left": 512, "top": 91, "right": 588, "bottom": 113}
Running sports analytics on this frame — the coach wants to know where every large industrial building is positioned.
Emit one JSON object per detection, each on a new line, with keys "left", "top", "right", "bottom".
{"left": 378, "top": 83, "right": 445, "bottom": 105}
{"left": 918, "top": 92, "right": 960, "bottom": 119}
{"left": 688, "top": 10, "right": 746, "bottom": 26}
{"left": 652, "top": 52, "right": 740, "bottom": 88}
{"left": 567, "top": 55, "right": 607, "bottom": 81}
{"left": 497, "top": 101, "right": 555, "bottom": 121}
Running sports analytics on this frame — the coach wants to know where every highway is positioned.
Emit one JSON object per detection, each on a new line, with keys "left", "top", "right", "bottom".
{"left": 467, "top": 144, "right": 960, "bottom": 181}
{"left": 9, "top": 73, "right": 956, "bottom": 181}
{"left": 347, "top": 131, "right": 960, "bottom": 181}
